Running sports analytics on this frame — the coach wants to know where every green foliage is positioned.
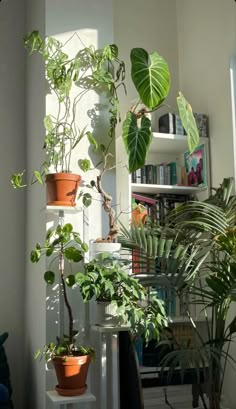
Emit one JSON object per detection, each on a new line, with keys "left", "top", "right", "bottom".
{"left": 122, "top": 49, "right": 199, "bottom": 173}
{"left": 30, "top": 223, "right": 88, "bottom": 286}
{"left": 76, "top": 253, "right": 168, "bottom": 343}
{"left": 177, "top": 92, "right": 200, "bottom": 154}
{"left": 35, "top": 336, "right": 95, "bottom": 362}
{"left": 31, "top": 222, "right": 93, "bottom": 360}
{"left": 122, "top": 113, "right": 152, "bottom": 172}
{"left": 129, "top": 177, "right": 236, "bottom": 409}
{"left": 130, "top": 48, "right": 170, "bottom": 110}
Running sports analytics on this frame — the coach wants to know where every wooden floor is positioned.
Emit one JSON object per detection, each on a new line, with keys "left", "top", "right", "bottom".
{"left": 143, "top": 384, "right": 204, "bottom": 409}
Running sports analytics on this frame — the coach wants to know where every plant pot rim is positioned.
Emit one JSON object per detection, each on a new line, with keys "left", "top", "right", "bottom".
{"left": 52, "top": 354, "right": 91, "bottom": 364}
{"left": 46, "top": 172, "right": 81, "bottom": 181}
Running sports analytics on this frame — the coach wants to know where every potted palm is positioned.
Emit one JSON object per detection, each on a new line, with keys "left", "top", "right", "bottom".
{"left": 76, "top": 253, "right": 168, "bottom": 342}
{"left": 31, "top": 222, "right": 95, "bottom": 396}
{"left": 120, "top": 178, "right": 236, "bottom": 409}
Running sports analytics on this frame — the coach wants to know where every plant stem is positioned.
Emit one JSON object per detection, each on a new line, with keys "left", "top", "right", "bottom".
{"left": 59, "top": 250, "right": 73, "bottom": 343}
{"left": 96, "top": 173, "right": 119, "bottom": 242}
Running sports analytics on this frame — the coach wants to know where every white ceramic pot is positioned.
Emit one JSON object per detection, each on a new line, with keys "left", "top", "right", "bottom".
{"left": 89, "top": 242, "right": 121, "bottom": 261}
{"left": 96, "top": 301, "right": 122, "bottom": 327}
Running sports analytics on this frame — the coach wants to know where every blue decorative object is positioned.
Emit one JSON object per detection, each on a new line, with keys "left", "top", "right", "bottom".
{"left": 0, "top": 383, "right": 9, "bottom": 402}
{"left": 0, "top": 333, "right": 13, "bottom": 408}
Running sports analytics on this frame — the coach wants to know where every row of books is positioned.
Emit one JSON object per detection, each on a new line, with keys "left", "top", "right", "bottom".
{"left": 158, "top": 112, "right": 209, "bottom": 138}
{"left": 131, "top": 162, "right": 177, "bottom": 185}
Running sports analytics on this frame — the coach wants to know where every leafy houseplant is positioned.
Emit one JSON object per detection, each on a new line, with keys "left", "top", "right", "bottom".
{"left": 120, "top": 178, "right": 236, "bottom": 409}
{"left": 76, "top": 253, "right": 168, "bottom": 342}
{"left": 31, "top": 223, "right": 94, "bottom": 396}
{"left": 80, "top": 46, "right": 200, "bottom": 242}
{"left": 11, "top": 31, "right": 125, "bottom": 207}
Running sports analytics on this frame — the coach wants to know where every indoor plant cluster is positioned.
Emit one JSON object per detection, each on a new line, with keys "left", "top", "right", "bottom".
{"left": 31, "top": 223, "right": 168, "bottom": 395}
{"left": 14, "top": 29, "right": 202, "bottom": 398}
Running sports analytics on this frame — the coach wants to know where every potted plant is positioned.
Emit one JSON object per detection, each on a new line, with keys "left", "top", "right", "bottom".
{"left": 10, "top": 32, "right": 125, "bottom": 207}
{"left": 79, "top": 45, "right": 200, "bottom": 246}
{"left": 31, "top": 222, "right": 95, "bottom": 396}
{"left": 120, "top": 178, "right": 236, "bottom": 409}
{"left": 76, "top": 253, "right": 168, "bottom": 342}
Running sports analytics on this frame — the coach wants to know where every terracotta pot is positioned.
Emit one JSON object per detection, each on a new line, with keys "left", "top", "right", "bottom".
{"left": 46, "top": 173, "right": 81, "bottom": 206}
{"left": 53, "top": 355, "right": 91, "bottom": 396}
{"left": 132, "top": 208, "right": 148, "bottom": 226}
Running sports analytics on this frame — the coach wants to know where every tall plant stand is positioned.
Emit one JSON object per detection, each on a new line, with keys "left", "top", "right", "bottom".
{"left": 91, "top": 326, "right": 130, "bottom": 409}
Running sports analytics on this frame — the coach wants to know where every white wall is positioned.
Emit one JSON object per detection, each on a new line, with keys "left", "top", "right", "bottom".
{"left": 0, "top": 1, "right": 26, "bottom": 408}
{"left": 176, "top": 0, "right": 236, "bottom": 187}
{"left": 24, "top": 1, "right": 47, "bottom": 409}
{"left": 113, "top": 0, "right": 180, "bottom": 127}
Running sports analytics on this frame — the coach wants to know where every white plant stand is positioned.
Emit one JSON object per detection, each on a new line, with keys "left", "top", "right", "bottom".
{"left": 46, "top": 390, "right": 96, "bottom": 408}
{"left": 91, "top": 325, "right": 130, "bottom": 409}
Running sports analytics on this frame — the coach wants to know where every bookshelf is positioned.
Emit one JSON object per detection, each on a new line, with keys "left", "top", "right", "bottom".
{"left": 116, "top": 132, "right": 210, "bottom": 227}
{"left": 116, "top": 131, "right": 211, "bottom": 380}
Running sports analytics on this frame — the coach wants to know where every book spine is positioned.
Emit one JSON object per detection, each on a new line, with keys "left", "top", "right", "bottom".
{"left": 169, "top": 162, "right": 177, "bottom": 185}
{"left": 136, "top": 168, "right": 141, "bottom": 184}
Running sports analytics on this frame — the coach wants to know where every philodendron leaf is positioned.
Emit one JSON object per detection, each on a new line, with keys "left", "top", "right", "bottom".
{"left": 122, "top": 111, "right": 152, "bottom": 172}
{"left": 130, "top": 48, "right": 170, "bottom": 110}
{"left": 44, "top": 270, "right": 55, "bottom": 285}
{"left": 66, "top": 275, "right": 76, "bottom": 287}
{"left": 177, "top": 92, "right": 199, "bottom": 153}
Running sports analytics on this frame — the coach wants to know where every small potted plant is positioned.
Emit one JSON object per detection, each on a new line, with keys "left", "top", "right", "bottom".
{"left": 31, "top": 222, "right": 95, "bottom": 396}
{"left": 76, "top": 253, "right": 168, "bottom": 341}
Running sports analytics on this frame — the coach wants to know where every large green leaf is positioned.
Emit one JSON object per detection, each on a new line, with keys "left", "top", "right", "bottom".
{"left": 177, "top": 92, "right": 199, "bottom": 153}
{"left": 122, "top": 112, "right": 152, "bottom": 172}
{"left": 130, "top": 48, "right": 170, "bottom": 110}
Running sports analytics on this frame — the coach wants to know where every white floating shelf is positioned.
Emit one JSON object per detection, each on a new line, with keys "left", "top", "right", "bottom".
{"left": 131, "top": 183, "right": 207, "bottom": 195}
{"left": 91, "top": 325, "right": 131, "bottom": 333}
{"left": 44, "top": 205, "right": 83, "bottom": 214}
{"left": 149, "top": 133, "right": 209, "bottom": 154}
{"left": 46, "top": 390, "right": 96, "bottom": 405}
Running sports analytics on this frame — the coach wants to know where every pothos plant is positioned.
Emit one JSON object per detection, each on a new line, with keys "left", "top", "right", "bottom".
{"left": 31, "top": 222, "right": 94, "bottom": 360}
{"left": 10, "top": 31, "right": 125, "bottom": 203}
{"left": 76, "top": 253, "right": 168, "bottom": 343}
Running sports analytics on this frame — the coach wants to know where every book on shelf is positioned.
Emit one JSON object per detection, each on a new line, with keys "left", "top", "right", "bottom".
{"left": 158, "top": 113, "right": 176, "bottom": 134}
{"left": 132, "top": 162, "right": 178, "bottom": 186}
{"left": 158, "top": 112, "right": 209, "bottom": 138}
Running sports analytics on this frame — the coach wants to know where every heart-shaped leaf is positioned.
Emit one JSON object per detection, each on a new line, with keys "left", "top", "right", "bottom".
{"left": 66, "top": 275, "right": 76, "bottom": 287}
{"left": 44, "top": 270, "right": 55, "bottom": 285}
{"left": 131, "top": 48, "right": 170, "bottom": 110}
{"left": 122, "top": 111, "right": 152, "bottom": 172}
{"left": 65, "top": 247, "right": 83, "bottom": 262}
{"left": 177, "top": 92, "right": 199, "bottom": 153}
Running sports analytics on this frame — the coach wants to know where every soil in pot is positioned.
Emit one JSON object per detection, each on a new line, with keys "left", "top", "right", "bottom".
{"left": 53, "top": 355, "right": 91, "bottom": 396}
{"left": 46, "top": 173, "right": 81, "bottom": 207}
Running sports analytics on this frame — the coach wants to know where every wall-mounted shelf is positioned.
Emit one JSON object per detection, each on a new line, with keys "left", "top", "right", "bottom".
{"left": 131, "top": 183, "right": 207, "bottom": 195}
{"left": 45, "top": 205, "right": 83, "bottom": 214}
{"left": 149, "top": 132, "right": 209, "bottom": 154}
{"left": 46, "top": 390, "right": 96, "bottom": 405}
{"left": 91, "top": 325, "right": 130, "bottom": 333}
